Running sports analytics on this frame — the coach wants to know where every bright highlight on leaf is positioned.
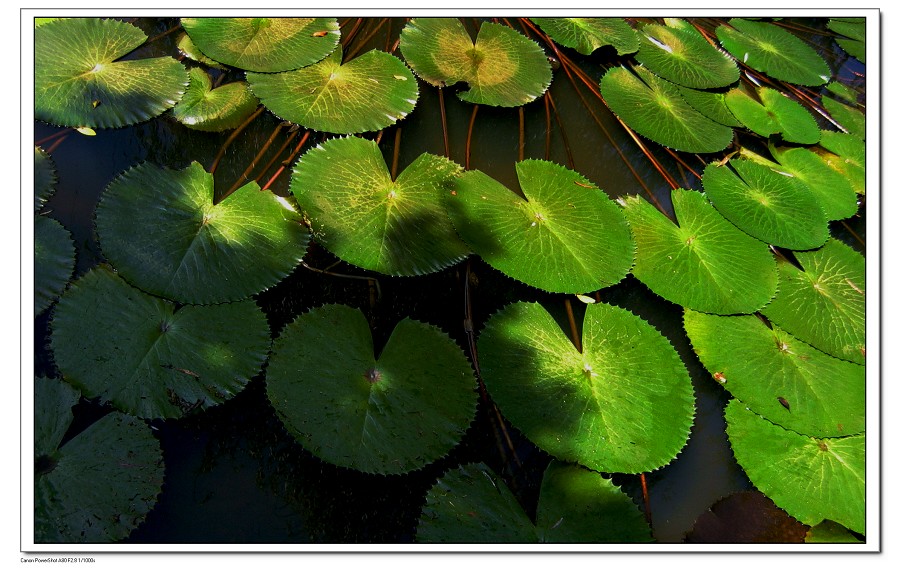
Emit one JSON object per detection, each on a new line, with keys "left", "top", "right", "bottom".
{"left": 400, "top": 18, "right": 552, "bottom": 107}
{"left": 532, "top": 17, "right": 639, "bottom": 55}
{"left": 478, "top": 301, "right": 695, "bottom": 474}
{"left": 291, "top": 136, "right": 469, "bottom": 276}
{"left": 447, "top": 160, "right": 635, "bottom": 294}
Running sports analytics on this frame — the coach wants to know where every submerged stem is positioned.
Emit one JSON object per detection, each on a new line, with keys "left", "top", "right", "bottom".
{"left": 465, "top": 104, "right": 479, "bottom": 170}
{"left": 438, "top": 87, "right": 451, "bottom": 158}
{"left": 223, "top": 122, "right": 286, "bottom": 198}
{"left": 260, "top": 130, "right": 311, "bottom": 192}
{"left": 209, "top": 105, "right": 264, "bottom": 178}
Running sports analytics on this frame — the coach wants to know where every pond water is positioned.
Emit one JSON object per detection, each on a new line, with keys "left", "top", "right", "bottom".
{"left": 32, "top": 16, "right": 867, "bottom": 546}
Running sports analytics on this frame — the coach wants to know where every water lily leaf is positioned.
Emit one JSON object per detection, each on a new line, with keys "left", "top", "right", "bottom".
{"left": 50, "top": 266, "right": 270, "bottom": 419}
{"left": 600, "top": 65, "right": 734, "bottom": 153}
{"left": 716, "top": 19, "right": 831, "bottom": 86}
{"left": 828, "top": 18, "right": 866, "bottom": 62}
{"left": 816, "top": 131, "right": 866, "bottom": 194}
{"left": 34, "top": 377, "right": 163, "bottom": 543}
{"left": 172, "top": 68, "right": 259, "bottom": 132}
{"left": 825, "top": 81, "right": 858, "bottom": 104}
{"left": 35, "top": 215, "right": 76, "bottom": 317}
{"left": 265, "top": 304, "right": 477, "bottom": 475}
{"left": 399, "top": 18, "right": 552, "bottom": 107}
{"left": 761, "top": 239, "right": 865, "bottom": 364}
{"left": 96, "top": 161, "right": 308, "bottom": 305}
{"left": 35, "top": 18, "right": 63, "bottom": 27}
{"left": 247, "top": 47, "right": 418, "bottom": 134}
{"left": 806, "top": 520, "right": 863, "bottom": 543}
{"left": 634, "top": 18, "right": 739, "bottom": 89}
{"left": 684, "top": 310, "right": 864, "bottom": 437}
{"left": 725, "top": 400, "right": 865, "bottom": 535}
{"left": 823, "top": 96, "right": 865, "bottom": 139}
{"left": 835, "top": 37, "right": 865, "bottom": 63}
{"left": 531, "top": 17, "right": 639, "bottom": 55}
{"left": 180, "top": 17, "right": 340, "bottom": 72}
{"left": 620, "top": 189, "right": 777, "bottom": 315}
{"left": 725, "top": 87, "right": 820, "bottom": 144}
{"left": 290, "top": 136, "right": 468, "bottom": 276}
{"left": 35, "top": 18, "right": 189, "bottom": 128}
{"left": 478, "top": 302, "right": 694, "bottom": 474}
{"left": 768, "top": 145, "right": 858, "bottom": 221}
{"left": 35, "top": 146, "right": 57, "bottom": 212}
{"left": 447, "top": 160, "right": 634, "bottom": 294}
{"left": 677, "top": 86, "right": 743, "bottom": 127}
{"left": 701, "top": 158, "right": 829, "bottom": 249}
{"left": 176, "top": 33, "right": 226, "bottom": 69}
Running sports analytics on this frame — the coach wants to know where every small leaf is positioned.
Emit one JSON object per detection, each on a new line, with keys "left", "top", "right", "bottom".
{"left": 172, "top": 67, "right": 259, "bottom": 132}
{"left": 822, "top": 96, "right": 865, "bottom": 139}
{"left": 725, "top": 86, "right": 820, "bottom": 144}
{"left": 677, "top": 85, "right": 743, "bottom": 127}
{"left": 768, "top": 145, "right": 858, "bottom": 221}
{"left": 532, "top": 17, "right": 639, "bottom": 55}
{"left": 806, "top": 520, "right": 863, "bottom": 543}
{"left": 814, "top": 131, "right": 866, "bottom": 195}
{"left": 34, "top": 215, "right": 75, "bottom": 317}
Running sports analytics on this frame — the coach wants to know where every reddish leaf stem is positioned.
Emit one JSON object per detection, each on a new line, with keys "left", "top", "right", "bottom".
{"left": 209, "top": 105, "right": 264, "bottom": 176}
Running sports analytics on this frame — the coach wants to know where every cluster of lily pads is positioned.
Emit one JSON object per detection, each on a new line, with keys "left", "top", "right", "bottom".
{"left": 34, "top": 15, "right": 866, "bottom": 543}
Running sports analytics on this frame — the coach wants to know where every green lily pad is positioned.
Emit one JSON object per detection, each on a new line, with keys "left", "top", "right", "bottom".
{"left": 247, "top": 47, "right": 418, "bottom": 134}
{"left": 684, "top": 310, "right": 864, "bottom": 437}
{"left": 620, "top": 189, "right": 777, "bottom": 315}
{"left": 725, "top": 400, "right": 865, "bottom": 535}
{"left": 677, "top": 86, "right": 743, "bottom": 127}
{"left": 34, "top": 377, "right": 164, "bottom": 543}
{"left": 634, "top": 18, "right": 739, "bottom": 89}
{"left": 806, "top": 520, "right": 864, "bottom": 543}
{"left": 531, "top": 17, "right": 639, "bottom": 55}
{"left": 825, "top": 81, "right": 859, "bottom": 104}
{"left": 761, "top": 239, "right": 866, "bottom": 365}
{"left": 716, "top": 18, "right": 831, "bottom": 86}
{"left": 35, "top": 18, "right": 189, "bottom": 128}
{"left": 35, "top": 146, "right": 57, "bottom": 212}
{"left": 50, "top": 266, "right": 271, "bottom": 419}
{"left": 172, "top": 68, "right": 259, "bottom": 132}
{"left": 823, "top": 96, "right": 865, "bottom": 139}
{"left": 828, "top": 18, "right": 866, "bottom": 62}
{"left": 701, "top": 158, "right": 829, "bottom": 250}
{"left": 768, "top": 145, "right": 858, "bottom": 221}
{"left": 290, "top": 136, "right": 468, "bottom": 276}
{"left": 600, "top": 65, "right": 734, "bottom": 153}
{"left": 836, "top": 37, "right": 866, "bottom": 63}
{"left": 816, "top": 131, "right": 866, "bottom": 195}
{"left": 446, "top": 160, "right": 634, "bottom": 294}
{"left": 35, "top": 215, "right": 76, "bottom": 317}
{"left": 175, "top": 33, "right": 226, "bottom": 69}
{"left": 180, "top": 17, "right": 340, "bottom": 72}
{"left": 399, "top": 18, "right": 552, "bottom": 107}
{"left": 416, "top": 461, "right": 652, "bottom": 543}
{"left": 95, "top": 161, "right": 308, "bottom": 305}
{"left": 725, "top": 87, "right": 821, "bottom": 144}
{"left": 265, "top": 304, "right": 477, "bottom": 475}
{"left": 478, "top": 301, "right": 695, "bottom": 474}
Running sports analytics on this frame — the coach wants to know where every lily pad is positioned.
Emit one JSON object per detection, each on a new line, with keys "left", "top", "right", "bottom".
{"left": 725, "top": 87, "right": 820, "bottom": 144}
{"left": 290, "top": 136, "right": 468, "bottom": 276}
{"left": 760, "top": 239, "right": 866, "bottom": 365}
{"left": 825, "top": 81, "right": 858, "bottom": 104}
{"left": 725, "top": 400, "right": 865, "bottom": 535}
{"left": 176, "top": 32, "right": 226, "bottom": 69}
{"left": 701, "top": 158, "right": 829, "bottom": 250}
{"left": 247, "top": 47, "right": 418, "bottom": 134}
{"left": 50, "top": 266, "right": 271, "bottom": 419}
{"left": 806, "top": 520, "right": 863, "bottom": 543}
{"left": 172, "top": 67, "right": 259, "bottom": 132}
{"left": 620, "top": 189, "right": 777, "bottom": 315}
{"left": 34, "top": 376, "right": 164, "bottom": 543}
{"left": 446, "top": 159, "right": 634, "bottom": 294}
{"left": 768, "top": 145, "right": 858, "bottom": 221}
{"left": 265, "top": 304, "right": 477, "bottom": 475}
{"left": 684, "top": 310, "right": 864, "bottom": 437}
{"left": 399, "top": 18, "right": 552, "bottom": 107}
{"left": 816, "top": 131, "right": 866, "bottom": 195}
{"left": 600, "top": 65, "right": 734, "bottom": 153}
{"left": 531, "top": 17, "right": 639, "bottom": 55}
{"left": 96, "top": 161, "right": 308, "bottom": 305}
{"left": 35, "top": 146, "right": 57, "bottom": 212}
{"left": 823, "top": 96, "right": 865, "bottom": 139}
{"left": 35, "top": 18, "right": 189, "bottom": 128}
{"left": 35, "top": 215, "right": 76, "bottom": 317}
{"left": 416, "top": 461, "right": 652, "bottom": 543}
{"left": 677, "top": 86, "right": 743, "bottom": 127}
{"left": 716, "top": 18, "right": 831, "bottom": 86}
{"left": 478, "top": 301, "right": 695, "bottom": 474}
{"left": 828, "top": 18, "right": 866, "bottom": 63}
{"left": 180, "top": 17, "right": 340, "bottom": 72}
{"left": 634, "top": 18, "right": 739, "bottom": 89}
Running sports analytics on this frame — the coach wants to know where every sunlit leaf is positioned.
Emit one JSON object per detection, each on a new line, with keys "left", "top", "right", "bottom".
{"left": 478, "top": 301, "right": 694, "bottom": 474}
{"left": 725, "top": 86, "right": 820, "bottom": 144}
{"left": 634, "top": 18, "right": 739, "bottom": 89}
{"left": 725, "top": 400, "right": 865, "bottom": 535}
{"left": 825, "top": 81, "right": 859, "bottom": 104}
{"left": 532, "top": 17, "right": 639, "bottom": 55}
{"left": 767, "top": 145, "right": 858, "bottom": 221}
{"left": 399, "top": 18, "right": 552, "bottom": 107}
{"left": 35, "top": 215, "right": 75, "bottom": 317}
{"left": 50, "top": 266, "right": 271, "bottom": 419}
{"left": 815, "top": 131, "right": 866, "bottom": 195}
{"left": 266, "top": 304, "right": 477, "bottom": 475}
{"left": 35, "top": 18, "right": 189, "bottom": 128}
{"left": 181, "top": 17, "right": 340, "bottom": 72}
{"left": 822, "top": 96, "right": 865, "bottom": 139}
{"left": 172, "top": 67, "right": 259, "bottom": 132}
{"left": 247, "top": 47, "right": 418, "bottom": 134}
{"left": 600, "top": 65, "right": 734, "bottom": 153}
{"left": 677, "top": 86, "right": 743, "bottom": 127}
{"left": 290, "top": 136, "right": 469, "bottom": 276}
{"left": 175, "top": 32, "right": 226, "bottom": 69}
{"left": 447, "top": 160, "right": 634, "bottom": 294}
{"left": 828, "top": 18, "right": 866, "bottom": 63}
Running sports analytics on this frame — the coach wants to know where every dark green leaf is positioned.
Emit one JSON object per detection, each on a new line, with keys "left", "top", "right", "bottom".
{"left": 35, "top": 215, "right": 75, "bottom": 317}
